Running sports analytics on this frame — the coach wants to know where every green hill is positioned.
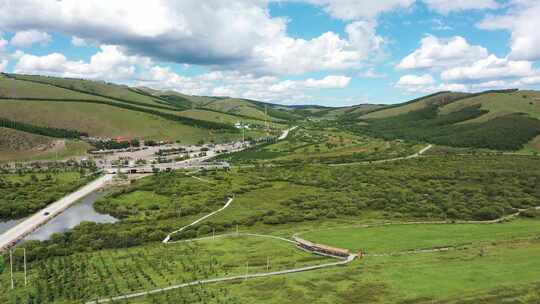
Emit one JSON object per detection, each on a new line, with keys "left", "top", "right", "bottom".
{"left": 139, "top": 87, "right": 302, "bottom": 122}
{"left": 0, "top": 73, "right": 306, "bottom": 161}
{"left": 361, "top": 91, "right": 470, "bottom": 119}
{"left": 344, "top": 90, "right": 540, "bottom": 151}
{"left": 7, "top": 74, "right": 177, "bottom": 109}
{"left": 0, "top": 127, "right": 91, "bottom": 162}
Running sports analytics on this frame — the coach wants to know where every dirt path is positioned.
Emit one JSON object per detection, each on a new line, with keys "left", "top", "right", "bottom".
{"left": 87, "top": 193, "right": 356, "bottom": 303}
{"left": 330, "top": 144, "right": 433, "bottom": 167}
{"left": 278, "top": 126, "right": 298, "bottom": 140}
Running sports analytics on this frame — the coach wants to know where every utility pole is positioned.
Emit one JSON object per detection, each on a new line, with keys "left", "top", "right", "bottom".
{"left": 212, "top": 228, "right": 215, "bottom": 240}
{"left": 265, "top": 105, "right": 269, "bottom": 134}
{"left": 23, "top": 248, "right": 27, "bottom": 287}
{"left": 267, "top": 256, "right": 270, "bottom": 271}
{"left": 236, "top": 224, "right": 239, "bottom": 236}
{"left": 242, "top": 121, "right": 245, "bottom": 144}
{"left": 10, "top": 249, "right": 14, "bottom": 289}
{"left": 245, "top": 261, "right": 249, "bottom": 280}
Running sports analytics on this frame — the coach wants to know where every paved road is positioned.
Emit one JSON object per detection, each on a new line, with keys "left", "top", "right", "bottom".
{"left": 278, "top": 126, "right": 298, "bottom": 140}
{"left": 0, "top": 174, "right": 113, "bottom": 251}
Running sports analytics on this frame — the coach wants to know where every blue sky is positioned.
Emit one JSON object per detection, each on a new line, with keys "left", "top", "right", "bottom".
{"left": 0, "top": 0, "right": 539, "bottom": 106}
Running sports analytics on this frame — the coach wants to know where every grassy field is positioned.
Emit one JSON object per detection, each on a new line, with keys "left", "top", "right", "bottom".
{"left": 219, "top": 127, "right": 422, "bottom": 164}
{"left": 203, "top": 98, "right": 278, "bottom": 121}
{"left": 521, "top": 135, "right": 540, "bottom": 153}
{"left": 362, "top": 92, "right": 469, "bottom": 119}
{"left": 0, "top": 76, "right": 111, "bottom": 101}
{"left": 2, "top": 154, "right": 540, "bottom": 303}
{"left": 178, "top": 109, "right": 284, "bottom": 128}
{"left": 119, "top": 238, "right": 540, "bottom": 304}
{"left": 301, "top": 219, "right": 540, "bottom": 253}
{"left": 10, "top": 74, "right": 170, "bottom": 108}
{"left": 0, "top": 127, "right": 92, "bottom": 162}
{"left": 0, "top": 100, "right": 243, "bottom": 143}
{"left": 440, "top": 91, "right": 540, "bottom": 123}
{"left": 0, "top": 236, "right": 331, "bottom": 303}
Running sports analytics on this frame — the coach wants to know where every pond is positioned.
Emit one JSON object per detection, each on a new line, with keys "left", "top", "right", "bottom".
{"left": 24, "top": 191, "right": 118, "bottom": 241}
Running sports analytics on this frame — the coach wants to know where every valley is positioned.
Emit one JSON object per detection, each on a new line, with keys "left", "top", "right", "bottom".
{"left": 1, "top": 74, "right": 540, "bottom": 304}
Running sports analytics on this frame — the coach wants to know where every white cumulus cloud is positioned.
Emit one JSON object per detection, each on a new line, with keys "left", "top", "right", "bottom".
{"left": 478, "top": 1, "right": 540, "bottom": 61}
{"left": 10, "top": 30, "right": 51, "bottom": 47}
{"left": 397, "top": 74, "right": 435, "bottom": 85}
{"left": 0, "top": 59, "right": 8, "bottom": 72}
{"left": 253, "top": 20, "right": 385, "bottom": 74}
{"left": 138, "top": 66, "right": 351, "bottom": 103}
{"left": 71, "top": 36, "right": 88, "bottom": 47}
{"left": 0, "top": 0, "right": 385, "bottom": 75}
{"left": 441, "top": 55, "right": 536, "bottom": 82}
{"left": 0, "top": 36, "right": 7, "bottom": 52}
{"left": 305, "top": 0, "right": 414, "bottom": 20}
{"left": 423, "top": 0, "right": 499, "bottom": 14}
{"left": 397, "top": 35, "right": 489, "bottom": 70}
{"left": 14, "top": 45, "right": 152, "bottom": 81}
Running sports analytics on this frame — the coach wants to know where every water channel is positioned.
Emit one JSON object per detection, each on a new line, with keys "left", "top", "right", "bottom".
{"left": 0, "top": 191, "right": 118, "bottom": 241}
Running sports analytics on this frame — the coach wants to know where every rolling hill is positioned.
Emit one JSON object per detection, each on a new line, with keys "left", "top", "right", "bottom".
{"left": 0, "top": 127, "right": 91, "bottom": 162}
{"left": 0, "top": 73, "right": 304, "bottom": 161}
{"left": 344, "top": 89, "right": 540, "bottom": 152}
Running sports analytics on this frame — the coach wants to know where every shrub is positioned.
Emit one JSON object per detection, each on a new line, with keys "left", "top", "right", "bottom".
{"left": 473, "top": 206, "right": 503, "bottom": 221}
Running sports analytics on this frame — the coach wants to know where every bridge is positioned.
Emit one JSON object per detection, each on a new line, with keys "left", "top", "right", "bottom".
{"left": 0, "top": 174, "right": 113, "bottom": 252}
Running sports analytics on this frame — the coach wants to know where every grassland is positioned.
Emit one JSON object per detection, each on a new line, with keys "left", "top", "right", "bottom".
{"left": 440, "top": 91, "right": 540, "bottom": 123}
{"left": 203, "top": 98, "right": 279, "bottom": 122}
{"left": 218, "top": 126, "right": 422, "bottom": 164}
{"left": 0, "top": 100, "right": 242, "bottom": 143}
{"left": 0, "top": 76, "right": 111, "bottom": 101}
{"left": 521, "top": 135, "right": 540, "bottom": 154}
{"left": 177, "top": 109, "right": 284, "bottom": 128}
{"left": 9, "top": 74, "right": 170, "bottom": 108}
{"left": 0, "top": 128, "right": 92, "bottom": 162}
{"left": 0, "top": 236, "right": 331, "bottom": 303}
{"left": 301, "top": 219, "right": 540, "bottom": 253}
{"left": 2, "top": 153, "right": 540, "bottom": 303}
{"left": 362, "top": 92, "right": 469, "bottom": 119}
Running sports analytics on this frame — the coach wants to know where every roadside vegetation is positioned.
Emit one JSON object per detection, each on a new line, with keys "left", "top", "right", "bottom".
{"left": 218, "top": 126, "right": 421, "bottom": 164}
{"left": 14, "top": 154, "right": 540, "bottom": 260}
{"left": 0, "top": 236, "right": 329, "bottom": 303}
{"left": 0, "top": 170, "right": 97, "bottom": 220}
{"left": 1, "top": 153, "right": 539, "bottom": 303}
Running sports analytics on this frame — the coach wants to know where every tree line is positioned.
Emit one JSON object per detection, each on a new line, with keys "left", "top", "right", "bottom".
{"left": 0, "top": 117, "right": 85, "bottom": 139}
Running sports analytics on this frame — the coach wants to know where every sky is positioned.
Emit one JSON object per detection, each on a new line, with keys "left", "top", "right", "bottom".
{"left": 0, "top": 0, "right": 540, "bottom": 106}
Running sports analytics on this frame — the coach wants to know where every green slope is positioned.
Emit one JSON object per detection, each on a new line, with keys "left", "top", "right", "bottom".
{"left": 440, "top": 90, "right": 540, "bottom": 123}
{"left": 0, "top": 75, "right": 111, "bottom": 101}
{"left": 0, "top": 100, "right": 238, "bottom": 143}
{"left": 362, "top": 91, "right": 470, "bottom": 119}
{"left": 346, "top": 90, "right": 540, "bottom": 151}
{"left": 0, "top": 127, "right": 91, "bottom": 162}
{"left": 0, "top": 73, "right": 300, "bottom": 161}
{"left": 7, "top": 73, "right": 175, "bottom": 109}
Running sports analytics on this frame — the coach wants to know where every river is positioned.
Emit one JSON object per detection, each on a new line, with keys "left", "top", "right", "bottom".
{"left": 0, "top": 191, "right": 118, "bottom": 242}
